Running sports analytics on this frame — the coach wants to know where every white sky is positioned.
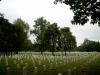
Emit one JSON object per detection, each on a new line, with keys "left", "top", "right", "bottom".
{"left": 0, "top": 0, "right": 100, "bottom": 46}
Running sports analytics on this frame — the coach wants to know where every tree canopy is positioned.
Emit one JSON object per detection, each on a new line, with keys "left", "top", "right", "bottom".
{"left": 31, "top": 17, "right": 77, "bottom": 55}
{"left": 60, "top": 27, "right": 76, "bottom": 51}
{"left": 13, "top": 18, "right": 30, "bottom": 51}
{"left": 0, "top": 15, "right": 31, "bottom": 54}
{"left": 76, "top": 38, "right": 100, "bottom": 52}
{"left": 54, "top": 0, "right": 100, "bottom": 26}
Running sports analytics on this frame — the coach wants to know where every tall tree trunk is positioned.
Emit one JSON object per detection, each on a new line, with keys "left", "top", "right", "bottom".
{"left": 65, "top": 50, "right": 66, "bottom": 56}
{"left": 52, "top": 44, "right": 55, "bottom": 56}
{"left": 16, "top": 51, "right": 18, "bottom": 54}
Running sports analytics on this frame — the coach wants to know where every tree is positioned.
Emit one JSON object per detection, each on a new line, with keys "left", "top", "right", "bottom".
{"left": 44, "top": 23, "right": 60, "bottom": 55}
{"left": 13, "top": 18, "right": 29, "bottom": 33}
{"left": 23, "top": 39, "right": 33, "bottom": 51}
{"left": 59, "top": 27, "right": 76, "bottom": 55}
{"left": 54, "top": 0, "right": 100, "bottom": 26}
{"left": 77, "top": 38, "right": 100, "bottom": 52}
{"left": 31, "top": 17, "right": 50, "bottom": 54}
{"left": 31, "top": 17, "right": 77, "bottom": 54}
{"left": 0, "top": 14, "right": 13, "bottom": 54}
{"left": 0, "top": 14, "right": 25, "bottom": 54}
{"left": 13, "top": 18, "right": 29, "bottom": 53}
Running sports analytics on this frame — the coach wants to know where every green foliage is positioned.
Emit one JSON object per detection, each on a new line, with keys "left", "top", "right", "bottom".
{"left": 58, "top": 27, "right": 77, "bottom": 55}
{"left": 76, "top": 38, "right": 100, "bottom": 52}
{"left": 0, "top": 14, "right": 16, "bottom": 54}
{"left": 31, "top": 17, "right": 50, "bottom": 53}
{"left": 44, "top": 23, "right": 60, "bottom": 55}
{"left": 55, "top": 0, "right": 100, "bottom": 26}
{"left": 59, "top": 27, "right": 76, "bottom": 51}
{"left": 14, "top": 18, "right": 29, "bottom": 33}
{"left": 31, "top": 17, "right": 77, "bottom": 53}
{"left": 0, "top": 15, "right": 76, "bottom": 53}
{"left": 13, "top": 18, "right": 30, "bottom": 51}
{"left": 0, "top": 15, "right": 31, "bottom": 54}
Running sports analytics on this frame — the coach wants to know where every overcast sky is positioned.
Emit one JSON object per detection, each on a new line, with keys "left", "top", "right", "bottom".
{"left": 0, "top": 0, "right": 100, "bottom": 46}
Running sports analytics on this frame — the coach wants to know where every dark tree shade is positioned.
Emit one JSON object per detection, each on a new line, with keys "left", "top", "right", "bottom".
{"left": 0, "top": 14, "right": 18, "bottom": 54}
{"left": 54, "top": 0, "right": 100, "bottom": 26}
{"left": 0, "top": 15, "right": 30, "bottom": 54}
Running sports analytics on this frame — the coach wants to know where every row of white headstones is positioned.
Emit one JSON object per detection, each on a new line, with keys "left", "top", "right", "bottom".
{"left": 0, "top": 52, "right": 99, "bottom": 75}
